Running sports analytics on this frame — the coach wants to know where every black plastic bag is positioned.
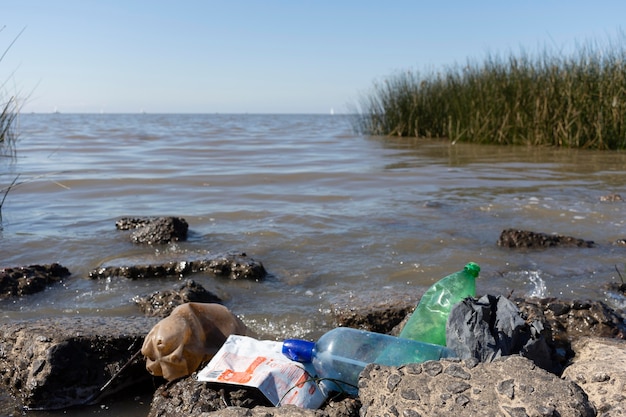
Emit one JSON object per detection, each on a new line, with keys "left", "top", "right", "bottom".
{"left": 446, "top": 294, "right": 561, "bottom": 374}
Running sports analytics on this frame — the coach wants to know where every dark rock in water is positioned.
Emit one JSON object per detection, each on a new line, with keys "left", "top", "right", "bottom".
{"left": 497, "top": 228, "right": 594, "bottom": 248}
{"left": 599, "top": 193, "right": 623, "bottom": 202}
{"left": 134, "top": 279, "right": 223, "bottom": 317}
{"left": 446, "top": 295, "right": 562, "bottom": 374}
{"left": 90, "top": 260, "right": 194, "bottom": 279}
{"left": 116, "top": 217, "right": 160, "bottom": 230}
{"left": 89, "top": 252, "right": 267, "bottom": 281}
{"left": 116, "top": 216, "right": 189, "bottom": 244}
{"left": 203, "top": 253, "right": 267, "bottom": 280}
{"left": 0, "top": 263, "right": 70, "bottom": 298}
{"left": 0, "top": 316, "right": 159, "bottom": 410}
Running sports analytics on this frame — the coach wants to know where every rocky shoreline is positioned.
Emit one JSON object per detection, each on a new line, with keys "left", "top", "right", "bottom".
{"left": 2, "top": 290, "right": 624, "bottom": 416}
{"left": 1, "top": 218, "right": 626, "bottom": 416}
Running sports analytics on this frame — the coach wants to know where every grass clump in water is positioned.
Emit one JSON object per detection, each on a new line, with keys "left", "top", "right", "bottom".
{"left": 353, "top": 36, "right": 626, "bottom": 149}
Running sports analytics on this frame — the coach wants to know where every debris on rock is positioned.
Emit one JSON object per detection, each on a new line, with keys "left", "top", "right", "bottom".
{"left": 141, "top": 303, "right": 254, "bottom": 382}
{"left": 446, "top": 294, "right": 562, "bottom": 374}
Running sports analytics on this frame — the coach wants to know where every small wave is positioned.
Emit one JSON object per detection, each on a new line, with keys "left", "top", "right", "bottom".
{"left": 526, "top": 270, "right": 547, "bottom": 298}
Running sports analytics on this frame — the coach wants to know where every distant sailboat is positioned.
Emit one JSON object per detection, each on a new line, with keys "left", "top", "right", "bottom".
{"left": 330, "top": 107, "right": 334, "bottom": 116}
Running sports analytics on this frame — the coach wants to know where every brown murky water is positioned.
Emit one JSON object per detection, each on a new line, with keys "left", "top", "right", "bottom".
{"left": 2, "top": 113, "right": 626, "bottom": 415}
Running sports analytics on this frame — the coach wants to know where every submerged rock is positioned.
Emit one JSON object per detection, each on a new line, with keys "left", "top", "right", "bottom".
{"left": 599, "top": 193, "right": 623, "bottom": 202}
{"left": 89, "top": 252, "right": 267, "bottom": 281}
{"left": 0, "top": 263, "right": 70, "bottom": 298}
{"left": 497, "top": 228, "right": 594, "bottom": 248}
{"left": 116, "top": 216, "right": 189, "bottom": 244}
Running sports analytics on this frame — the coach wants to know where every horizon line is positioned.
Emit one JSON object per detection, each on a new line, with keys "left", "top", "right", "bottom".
{"left": 22, "top": 111, "right": 354, "bottom": 116}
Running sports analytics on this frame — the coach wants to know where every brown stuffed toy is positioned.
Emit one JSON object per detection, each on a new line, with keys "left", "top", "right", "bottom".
{"left": 141, "top": 302, "right": 254, "bottom": 381}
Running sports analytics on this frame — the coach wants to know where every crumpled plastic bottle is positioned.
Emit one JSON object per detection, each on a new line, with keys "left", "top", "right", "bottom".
{"left": 283, "top": 327, "right": 456, "bottom": 396}
{"left": 141, "top": 302, "right": 254, "bottom": 381}
{"left": 398, "top": 262, "right": 480, "bottom": 346}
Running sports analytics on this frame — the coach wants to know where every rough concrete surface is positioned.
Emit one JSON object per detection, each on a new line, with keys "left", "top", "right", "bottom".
{"left": 562, "top": 337, "right": 626, "bottom": 416}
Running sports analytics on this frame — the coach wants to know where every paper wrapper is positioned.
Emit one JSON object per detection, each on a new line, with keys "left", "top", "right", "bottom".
{"left": 197, "top": 335, "right": 327, "bottom": 409}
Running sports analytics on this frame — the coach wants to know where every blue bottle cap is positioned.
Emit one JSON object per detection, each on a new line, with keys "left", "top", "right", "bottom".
{"left": 282, "top": 339, "right": 316, "bottom": 362}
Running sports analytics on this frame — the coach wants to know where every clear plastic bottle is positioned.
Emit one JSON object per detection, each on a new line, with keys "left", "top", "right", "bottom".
{"left": 282, "top": 327, "right": 456, "bottom": 396}
{"left": 398, "top": 262, "right": 480, "bottom": 346}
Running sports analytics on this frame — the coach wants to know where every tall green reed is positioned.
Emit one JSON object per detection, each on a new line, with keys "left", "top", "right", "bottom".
{"left": 1, "top": 27, "right": 23, "bottom": 222}
{"left": 0, "top": 26, "right": 22, "bottom": 157}
{"left": 0, "top": 95, "right": 18, "bottom": 157}
{"left": 353, "top": 36, "right": 626, "bottom": 149}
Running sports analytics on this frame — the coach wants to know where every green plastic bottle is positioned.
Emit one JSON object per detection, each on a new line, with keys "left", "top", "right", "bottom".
{"left": 398, "top": 262, "right": 480, "bottom": 346}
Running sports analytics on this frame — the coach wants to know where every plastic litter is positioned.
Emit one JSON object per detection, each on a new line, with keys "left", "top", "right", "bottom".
{"left": 141, "top": 302, "right": 253, "bottom": 381}
{"left": 197, "top": 335, "right": 327, "bottom": 409}
{"left": 398, "top": 262, "right": 480, "bottom": 346}
{"left": 446, "top": 294, "right": 562, "bottom": 374}
{"left": 282, "top": 327, "right": 457, "bottom": 396}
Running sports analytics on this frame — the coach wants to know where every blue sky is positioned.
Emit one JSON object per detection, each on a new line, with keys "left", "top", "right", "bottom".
{"left": 1, "top": 1, "right": 625, "bottom": 114}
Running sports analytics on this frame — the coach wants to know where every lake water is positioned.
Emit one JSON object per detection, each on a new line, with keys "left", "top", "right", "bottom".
{"left": 2, "top": 113, "right": 626, "bottom": 415}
